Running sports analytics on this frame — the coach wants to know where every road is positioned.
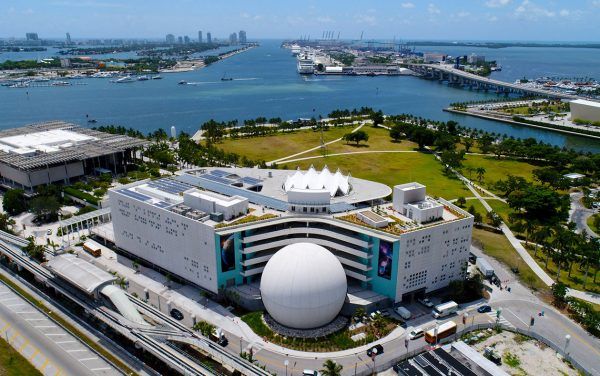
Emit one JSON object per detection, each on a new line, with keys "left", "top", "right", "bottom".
{"left": 0, "top": 281, "right": 120, "bottom": 376}
{"left": 570, "top": 192, "right": 598, "bottom": 237}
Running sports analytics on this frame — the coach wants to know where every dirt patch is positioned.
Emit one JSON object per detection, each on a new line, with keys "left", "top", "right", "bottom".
{"left": 472, "top": 331, "right": 578, "bottom": 376}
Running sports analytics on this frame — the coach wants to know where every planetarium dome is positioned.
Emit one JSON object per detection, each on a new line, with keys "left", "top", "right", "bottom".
{"left": 259, "top": 243, "right": 348, "bottom": 329}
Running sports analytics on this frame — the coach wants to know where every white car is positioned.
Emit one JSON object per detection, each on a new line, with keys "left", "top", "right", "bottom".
{"left": 46, "top": 229, "right": 52, "bottom": 235}
{"left": 408, "top": 327, "right": 424, "bottom": 340}
{"left": 303, "top": 370, "right": 321, "bottom": 376}
{"left": 418, "top": 298, "right": 434, "bottom": 308}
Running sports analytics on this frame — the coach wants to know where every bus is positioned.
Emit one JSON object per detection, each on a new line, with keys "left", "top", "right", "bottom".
{"left": 424, "top": 321, "right": 457, "bottom": 344}
{"left": 432, "top": 301, "right": 458, "bottom": 318}
{"left": 83, "top": 241, "right": 101, "bottom": 258}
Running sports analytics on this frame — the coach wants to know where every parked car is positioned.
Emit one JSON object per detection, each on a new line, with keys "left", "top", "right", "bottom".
{"left": 418, "top": 297, "right": 434, "bottom": 308}
{"left": 394, "top": 306, "right": 412, "bottom": 320}
{"left": 302, "top": 370, "right": 320, "bottom": 376}
{"left": 46, "top": 229, "right": 52, "bottom": 235}
{"left": 217, "top": 336, "right": 228, "bottom": 347}
{"left": 408, "top": 327, "right": 424, "bottom": 340}
{"left": 170, "top": 308, "right": 184, "bottom": 321}
{"left": 477, "top": 305, "right": 492, "bottom": 313}
{"left": 366, "top": 344, "right": 384, "bottom": 357}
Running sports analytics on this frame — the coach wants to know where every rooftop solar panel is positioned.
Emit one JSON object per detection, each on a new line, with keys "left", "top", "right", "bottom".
{"left": 202, "top": 174, "right": 235, "bottom": 185}
{"left": 211, "top": 169, "right": 230, "bottom": 177}
{"left": 118, "top": 189, "right": 151, "bottom": 202}
{"left": 153, "top": 201, "right": 172, "bottom": 208}
{"left": 242, "top": 177, "right": 262, "bottom": 185}
{"left": 432, "top": 349, "right": 478, "bottom": 376}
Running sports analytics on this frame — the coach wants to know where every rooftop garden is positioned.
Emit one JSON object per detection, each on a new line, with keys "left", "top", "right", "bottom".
{"left": 214, "top": 213, "right": 278, "bottom": 229}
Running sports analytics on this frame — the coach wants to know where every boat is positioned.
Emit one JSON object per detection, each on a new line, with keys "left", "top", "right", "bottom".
{"left": 87, "top": 119, "right": 97, "bottom": 123}
{"left": 178, "top": 80, "right": 187, "bottom": 85}
{"left": 51, "top": 81, "right": 71, "bottom": 86}
{"left": 151, "top": 75, "right": 162, "bottom": 80}
{"left": 137, "top": 75, "right": 149, "bottom": 81}
{"left": 297, "top": 55, "right": 314, "bottom": 75}
{"left": 9, "top": 82, "right": 29, "bottom": 88}
{"left": 290, "top": 44, "right": 301, "bottom": 56}
{"left": 115, "top": 76, "right": 135, "bottom": 83}
{"left": 221, "top": 72, "right": 234, "bottom": 81}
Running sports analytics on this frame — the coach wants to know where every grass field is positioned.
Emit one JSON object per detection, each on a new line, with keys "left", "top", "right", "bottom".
{"left": 316, "top": 126, "right": 418, "bottom": 155}
{"left": 282, "top": 152, "right": 470, "bottom": 200}
{"left": 587, "top": 214, "right": 600, "bottom": 234}
{"left": 0, "top": 337, "right": 41, "bottom": 376}
{"left": 218, "top": 126, "right": 353, "bottom": 162}
{"left": 487, "top": 199, "right": 515, "bottom": 223}
{"left": 461, "top": 155, "right": 538, "bottom": 192}
{"left": 472, "top": 228, "right": 549, "bottom": 292}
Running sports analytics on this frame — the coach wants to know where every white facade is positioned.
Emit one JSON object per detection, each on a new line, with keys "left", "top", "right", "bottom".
{"left": 570, "top": 99, "right": 600, "bottom": 123}
{"left": 110, "top": 189, "right": 219, "bottom": 293}
{"left": 183, "top": 190, "right": 248, "bottom": 221}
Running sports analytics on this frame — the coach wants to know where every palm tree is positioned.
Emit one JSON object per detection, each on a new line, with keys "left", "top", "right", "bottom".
{"left": 321, "top": 360, "right": 343, "bottom": 376}
{"left": 532, "top": 226, "right": 551, "bottom": 258}
{"left": 475, "top": 167, "right": 486, "bottom": 184}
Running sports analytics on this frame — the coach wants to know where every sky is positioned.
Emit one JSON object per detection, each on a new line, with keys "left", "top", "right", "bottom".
{"left": 0, "top": 0, "right": 599, "bottom": 42}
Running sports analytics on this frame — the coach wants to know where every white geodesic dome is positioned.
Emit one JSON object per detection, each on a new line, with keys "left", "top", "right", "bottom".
{"left": 259, "top": 243, "right": 347, "bottom": 329}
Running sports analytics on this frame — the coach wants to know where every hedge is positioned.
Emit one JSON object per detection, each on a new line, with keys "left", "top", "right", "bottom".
{"left": 63, "top": 187, "right": 99, "bottom": 206}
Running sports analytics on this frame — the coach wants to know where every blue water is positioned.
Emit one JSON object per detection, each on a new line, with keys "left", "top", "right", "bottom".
{"left": 1, "top": 39, "right": 599, "bottom": 152}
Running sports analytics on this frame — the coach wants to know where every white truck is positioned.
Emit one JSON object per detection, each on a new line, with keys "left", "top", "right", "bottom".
{"left": 476, "top": 257, "right": 495, "bottom": 278}
{"left": 432, "top": 301, "right": 458, "bottom": 319}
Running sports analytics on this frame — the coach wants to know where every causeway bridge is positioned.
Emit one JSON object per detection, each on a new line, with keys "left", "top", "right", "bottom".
{"left": 404, "top": 63, "right": 578, "bottom": 100}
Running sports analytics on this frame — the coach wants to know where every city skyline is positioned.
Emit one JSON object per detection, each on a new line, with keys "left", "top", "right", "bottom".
{"left": 0, "top": 0, "right": 599, "bottom": 41}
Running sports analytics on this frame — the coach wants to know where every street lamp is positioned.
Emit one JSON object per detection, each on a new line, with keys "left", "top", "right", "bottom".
{"left": 371, "top": 348, "right": 378, "bottom": 376}
{"left": 284, "top": 359, "right": 289, "bottom": 376}
{"left": 564, "top": 334, "right": 571, "bottom": 355}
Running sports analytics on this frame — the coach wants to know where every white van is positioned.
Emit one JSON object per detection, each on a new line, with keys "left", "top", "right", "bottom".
{"left": 432, "top": 301, "right": 458, "bottom": 319}
{"left": 394, "top": 306, "right": 412, "bottom": 320}
{"left": 408, "top": 327, "right": 424, "bottom": 340}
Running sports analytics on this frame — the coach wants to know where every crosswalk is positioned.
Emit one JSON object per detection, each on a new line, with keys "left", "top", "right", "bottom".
{"left": 484, "top": 311, "right": 515, "bottom": 328}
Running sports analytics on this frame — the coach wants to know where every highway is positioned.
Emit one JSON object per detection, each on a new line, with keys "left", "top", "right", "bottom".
{"left": 0, "top": 282, "right": 120, "bottom": 376}
{"left": 406, "top": 63, "right": 579, "bottom": 100}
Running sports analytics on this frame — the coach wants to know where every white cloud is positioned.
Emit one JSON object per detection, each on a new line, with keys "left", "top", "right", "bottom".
{"left": 486, "top": 0, "right": 511, "bottom": 7}
{"left": 355, "top": 14, "right": 377, "bottom": 25}
{"left": 316, "top": 16, "right": 334, "bottom": 23}
{"left": 456, "top": 11, "right": 470, "bottom": 18}
{"left": 514, "top": 0, "right": 556, "bottom": 19}
{"left": 427, "top": 3, "right": 441, "bottom": 14}
{"left": 401, "top": 2, "right": 415, "bottom": 8}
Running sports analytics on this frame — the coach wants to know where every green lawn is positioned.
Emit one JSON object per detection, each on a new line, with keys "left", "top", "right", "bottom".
{"left": 524, "top": 244, "right": 600, "bottom": 294}
{"left": 0, "top": 337, "right": 41, "bottom": 376}
{"left": 282, "top": 152, "right": 470, "bottom": 200}
{"left": 587, "top": 214, "right": 600, "bottom": 235}
{"left": 460, "top": 198, "right": 488, "bottom": 221}
{"left": 218, "top": 126, "right": 353, "bottom": 162}
{"left": 318, "top": 126, "right": 418, "bottom": 155}
{"left": 486, "top": 199, "right": 515, "bottom": 223}
{"left": 461, "top": 155, "right": 537, "bottom": 192}
{"left": 472, "top": 228, "right": 549, "bottom": 292}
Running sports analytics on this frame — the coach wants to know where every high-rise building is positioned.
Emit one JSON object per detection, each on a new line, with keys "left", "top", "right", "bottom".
{"left": 206, "top": 32, "right": 212, "bottom": 44}
{"left": 66, "top": 32, "right": 72, "bottom": 45}
{"left": 166, "top": 34, "right": 175, "bottom": 44}
{"left": 26, "top": 33, "right": 39, "bottom": 41}
{"left": 229, "top": 32, "right": 238, "bottom": 45}
{"left": 177, "top": 36, "right": 183, "bottom": 44}
{"left": 183, "top": 35, "right": 190, "bottom": 44}
{"left": 238, "top": 30, "right": 247, "bottom": 44}
{"left": 198, "top": 31, "right": 203, "bottom": 43}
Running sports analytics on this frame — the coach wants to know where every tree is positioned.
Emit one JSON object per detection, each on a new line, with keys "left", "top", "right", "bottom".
{"left": 456, "top": 197, "right": 467, "bottom": 207}
{"left": 3, "top": 189, "right": 27, "bottom": 215}
{"left": 0, "top": 212, "right": 16, "bottom": 233}
{"left": 389, "top": 124, "right": 405, "bottom": 142}
{"left": 551, "top": 282, "right": 568, "bottom": 307}
{"left": 462, "top": 137, "right": 474, "bottom": 153}
{"left": 370, "top": 110, "right": 384, "bottom": 127}
{"left": 29, "top": 195, "right": 61, "bottom": 223}
{"left": 487, "top": 211, "right": 502, "bottom": 228}
{"left": 532, "top": 226, "right": 551, "bottom": 258}
{"left": 475, "top": 167, "right": 486, "bottom": 184}
{"left": 22, "top": 236, "right": 46, "bottom": 262}
{"left": 193, "top": 320, "right": 216, "bottom": 338}
{"left": 507, "top": 185, "right": 569, "bottom": 225}
{"left": 440, "top": 150, "right": 465, "bottom": 172}
{"left": 321, "top": 360, "right": 343, "bottom": 376}
{"left": 342, "top": 130, "right": 369, "bottom": 146}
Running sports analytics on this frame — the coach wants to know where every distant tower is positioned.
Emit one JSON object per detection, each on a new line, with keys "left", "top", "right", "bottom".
{"left": 184, "top": 35, "right": 190, "bottom": 44}
{"left": 166, "top": 34, "right": 175, "bottom": 44}
{"left": 177, "top": 36, "right": 183, "bottom": 44}
{"left": 198, "top": 30, "right": 203, "bottom": 43}
{"left": 238, "top": 30, "right": 247, "bottom": 44}
{"left": 26, "top": 33, "right": 39, "bottom": 41}
{"left": 206, "top": 32, "right": 212, "bottom": 44}
{"left": 66, "top": 32, "right": 72, "bottom": 45}
{"left": 170, "top": 126, "right": 177, "bottom": 139}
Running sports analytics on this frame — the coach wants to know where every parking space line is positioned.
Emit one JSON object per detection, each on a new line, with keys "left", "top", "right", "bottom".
{"left": 45, "top": 333, "right": 66, "bottom": 336}
{"left": 90, "top": 367, "right": 112, "bottom": 371}
{"left": 78, "top": 357, "right": 98, "bottom": 362}
{"left": 14, "top": 311, "right": 37, "bottom": 314}
{"left": 66, "top": 349, "right": 87, "bottom": 353}
{"left": 6, "top": 303, "right": 27, "bottom": 307}
{"left": 55, "top": 340, "right": 76, "bottom": 344}
{"left": 2, "top": 297, "right": 20, "bottom": 302}
{"left": 25, "top": 318, "right": 46, "bottom": 321}
{"left": 34, "top": 325, "right": 56, "bottom": 329}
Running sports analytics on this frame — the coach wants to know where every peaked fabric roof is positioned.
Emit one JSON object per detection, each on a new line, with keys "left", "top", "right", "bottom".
{"left": 284, "top": 165, "right": 350, "bottom": 197}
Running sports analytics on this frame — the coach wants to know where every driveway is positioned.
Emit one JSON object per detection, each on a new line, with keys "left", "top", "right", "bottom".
{"left": 570, "top": 192, "right": 598, "bottom": 237}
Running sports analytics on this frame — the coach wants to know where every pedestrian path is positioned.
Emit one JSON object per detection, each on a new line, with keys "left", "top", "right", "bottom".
{"left": 483, "top": 311, "right": 515, "bottom": 329}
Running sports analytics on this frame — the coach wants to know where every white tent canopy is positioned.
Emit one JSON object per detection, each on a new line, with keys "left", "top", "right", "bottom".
{"left": 284, "top": 166, "right": 350, "bottom": 197}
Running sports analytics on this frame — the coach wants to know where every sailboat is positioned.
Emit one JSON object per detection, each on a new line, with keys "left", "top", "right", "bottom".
{"left": 221, "top": 72, "right": 233, "bottom": 81}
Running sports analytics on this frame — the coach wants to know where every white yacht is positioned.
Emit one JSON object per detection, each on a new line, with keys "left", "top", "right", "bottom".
{"left": 115, "top": 76, "right": 135, "bottom": 83}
